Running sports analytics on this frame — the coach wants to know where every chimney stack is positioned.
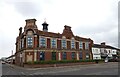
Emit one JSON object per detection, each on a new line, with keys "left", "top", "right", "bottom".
{"left": 24, "top": 19, "right": 38, "bottom": 30}
{"left": 25, "top": 19, "right": 36, "bottom": 26}
{"left": 101, "top": 42, "right": 105, "bottom": 46}
{"left": 19, "top": 27, "right": 22, "bottom": 36}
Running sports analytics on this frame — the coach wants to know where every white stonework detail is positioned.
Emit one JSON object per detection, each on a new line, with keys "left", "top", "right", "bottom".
{"left": 25, "top": 50, "right": 34, "bottom": 52}
{"left": 34, "top": 35, "right": 37, "bottom": 37}
{"left": 22, "top": 52, "right": 25, "bottom": 63}
{"left": 77, "top": 52, "right": 79, "bottom": 60}
{"left": 34, "top": 52, "right": 37, "bottom": 61}
{"left": 27, "top": 55, "right": 32, "bottom": 62}
{"left": 58, "top": 52, "right": 61, "bottom": 60}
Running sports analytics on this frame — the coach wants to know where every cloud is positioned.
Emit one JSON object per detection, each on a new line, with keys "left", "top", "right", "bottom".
{"left": 4, "top": 0, "right": 42, "bottom": 18}
{"left": 0, "top": 0, "right": 119, "bottom": 58}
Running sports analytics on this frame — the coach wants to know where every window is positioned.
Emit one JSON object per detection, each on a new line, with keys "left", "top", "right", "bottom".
{"left": 79, "top": 42, "right": 83, "bottom": 49}
{"left": 79, "top": 52, "right": 82, "bottom": 59}
{"left": 71, "top": 52, "right": 75, "bottom": 60}
{"left": 40, "top": 52, "right": 45, "bottom": 60}
{"left": 85, "top": 42, "right": 89, "bottom": 49}
{"left": 21, "top": 39, "right": 24, "bottom": 48}
{"left": 51, "top": 38, "right": 56, "bottom": 48}
{"left": 62, "top": 39, "right": 66, "bottom": 49}
{"left": 19, "top": 41, "right": 21, "bottom": 49}
{"left": 86, "top": 53, "right": 89, "bottom": 59}
{"left": 40, "top": 37, "right": 46, "bottom": 47}
{"left": 95, "top": 49, "right": 98, "bottom": 52}
{"left": 62, "top": 52, "right": 67, "bottom": 60}
{"left": 27, "top": 36, "right": 33, "bottom": 47}
{"left": 52, "top": 52, "right": 56, "bottom": 60}
{"left": 113, "top": 51, "right": 115, "bottom": 53}
{"left": 71, "top": 39, "right": 75, "bottom": 49}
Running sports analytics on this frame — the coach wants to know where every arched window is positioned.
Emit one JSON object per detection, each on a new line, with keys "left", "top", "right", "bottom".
{"left": 62, "top": 36, "right": 66, "bottom": 49}
{"left": 71, "top": 37, "right": 75, "bottom": 49}
{"left": 27, "top": 30, "right": 33, "bottom": 48}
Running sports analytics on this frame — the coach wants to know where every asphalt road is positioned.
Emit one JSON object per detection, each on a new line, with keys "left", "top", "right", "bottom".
{"left": 2, "top": 62, "right": 119, "bottom": 75}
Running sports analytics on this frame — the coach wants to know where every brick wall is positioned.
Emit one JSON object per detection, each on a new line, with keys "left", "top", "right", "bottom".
{"left": 45, "top": 51, "right": 52, "bottom": 61}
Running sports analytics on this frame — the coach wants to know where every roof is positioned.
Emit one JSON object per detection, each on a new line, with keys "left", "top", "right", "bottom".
{"left": 92, "top": 44, "right": 119, "bottom": 50}
{"left": 17, "top": 20, "right": 93, "bottom": 42}
{"left": 92, "top": 44, "right": 101, "bottom": 48}
{"left": 37, "top": 29, "right": 92, "bottom": 42}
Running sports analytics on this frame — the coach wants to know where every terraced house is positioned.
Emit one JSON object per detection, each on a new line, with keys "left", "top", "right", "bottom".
{"left": 15, "top": 19, "right": 93, "bottom": 66}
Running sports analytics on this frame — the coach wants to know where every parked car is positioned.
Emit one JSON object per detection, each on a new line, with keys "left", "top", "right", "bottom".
{"left": 1, "top": 61, "right": 5, "bottom": 64}
{"left": 108, "top": 58, "right": 119, "bottom": 62}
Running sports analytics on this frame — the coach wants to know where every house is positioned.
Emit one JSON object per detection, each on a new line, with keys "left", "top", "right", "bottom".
{"left": 92, "top": 42, "right": 119, "bottom": 60}
{"left": 100, "top": 42, "right": 118, "bottom": 59}
{"left": 6, "top": 55, "right": 15, "bottom": 64}
{"left": 92, "top": 44, "right": 101, "bottom": 60}
{"left": 15, "top": 19, "right": 93, "bottom": 66}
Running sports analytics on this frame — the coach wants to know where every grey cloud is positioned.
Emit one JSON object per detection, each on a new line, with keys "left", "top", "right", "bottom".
{"left": 90, "top": 28, "right": 117, "bottom": 47}
{"left": 11, "top": 2, "right": 42, "bottom": 17}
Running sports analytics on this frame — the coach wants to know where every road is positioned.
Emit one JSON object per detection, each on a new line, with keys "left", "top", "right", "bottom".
{"left": 1, "top": 62, "right": 119, "bottom": 75}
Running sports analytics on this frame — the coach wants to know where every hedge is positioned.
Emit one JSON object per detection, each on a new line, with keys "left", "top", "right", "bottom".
{"left": 25, "top": 59, "right": 104, "bottom": 65}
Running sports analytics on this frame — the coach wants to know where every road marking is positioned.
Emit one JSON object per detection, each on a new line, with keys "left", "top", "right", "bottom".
{"left": 21, "top": 72, "right": 25, "bottom": 75}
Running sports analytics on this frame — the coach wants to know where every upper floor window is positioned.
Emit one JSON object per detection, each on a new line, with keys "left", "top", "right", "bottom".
{"left": 51, "top": 38, "right": 56, "bottom": 48}
{"left": 27, "top": 36, "right": 33, "bottom": 47}
{"left": 21, "top": 39, "right": 24, "bottom": 48}
{"left": 19, "top": 41, "right": 21, "bottom": 49}
{"left": 62, "top": 39, "right": 66, "bottom": 49}
{"left": 79, "top": 41, "right": 83, "bottom": 49}
{"left": 27, "top": 30, "right": 33, "bottom": 48}
{"left": 40, "top": 37, "right": 46, "bottom": 47}
{"left": 85, "top": 42, "right": 89, "bottom": 49}
{"left": 71, "top": 39, "right": 75, "bottom": 49}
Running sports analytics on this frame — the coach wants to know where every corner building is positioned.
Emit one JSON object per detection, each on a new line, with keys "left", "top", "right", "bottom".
{"left": 15, "top": 19, "right": 93, "bottom": 66}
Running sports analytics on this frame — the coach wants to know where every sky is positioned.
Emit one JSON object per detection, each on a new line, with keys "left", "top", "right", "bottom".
{"left": 0, "top": 0, "right": 119, "bottom": 58}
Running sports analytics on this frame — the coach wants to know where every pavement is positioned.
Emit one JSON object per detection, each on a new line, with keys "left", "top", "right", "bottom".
{"left": 2, "top": 62, "right": 119, "bottom": 75}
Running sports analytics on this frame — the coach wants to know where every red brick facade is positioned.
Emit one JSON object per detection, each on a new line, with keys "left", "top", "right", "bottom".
{"left": 15, "top": 19, "right": 93, "bottom": 66}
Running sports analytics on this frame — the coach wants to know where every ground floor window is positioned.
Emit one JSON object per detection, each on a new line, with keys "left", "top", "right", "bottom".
{"left": 52, "top": 52, "right": 56, "bottom": 60}
{"left": 62, "top": 52, "right": 67, "bottom": 60}
{"left": 86, "top": 53, "right": 89, "bottom": 59}
{"left": 71, "top": 52, "right": 75, "bottom": 60}
{"left": 40, "top": 52, "right": 45, "bottom": 61}
{"left": 79, "top": 52, "right": 82, "bottom": 59}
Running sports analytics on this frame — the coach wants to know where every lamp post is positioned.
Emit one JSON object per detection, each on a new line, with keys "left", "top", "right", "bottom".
{"left": 11, "top": 50, "right": 13, "bottom": 64}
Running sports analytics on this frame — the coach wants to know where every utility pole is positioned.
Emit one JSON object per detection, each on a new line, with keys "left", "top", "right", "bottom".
{"left": 11, "top": 50, "right": 13, "bottom": 64}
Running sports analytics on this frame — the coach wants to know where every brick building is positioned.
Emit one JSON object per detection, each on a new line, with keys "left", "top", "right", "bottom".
{"left": 15, "top": 19, "right": 93, "bottom": 66}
